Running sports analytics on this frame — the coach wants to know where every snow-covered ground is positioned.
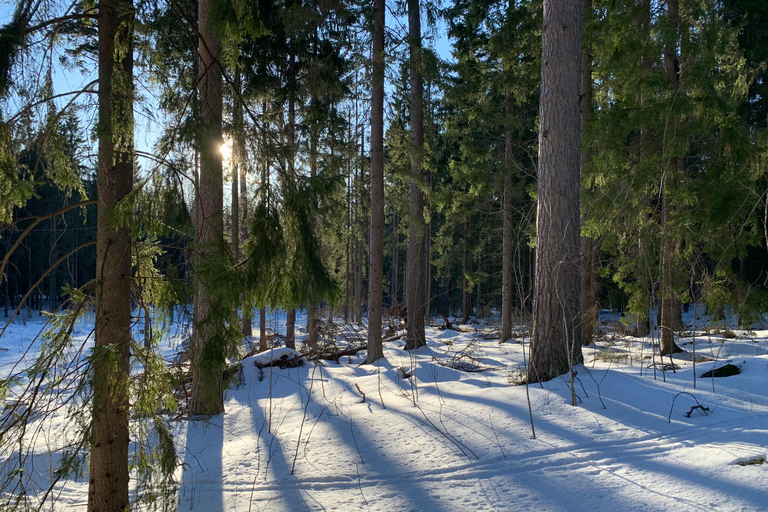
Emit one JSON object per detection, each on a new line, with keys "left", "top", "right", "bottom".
{"left": 1, "top": 307, "right": 767, "bottom": 511}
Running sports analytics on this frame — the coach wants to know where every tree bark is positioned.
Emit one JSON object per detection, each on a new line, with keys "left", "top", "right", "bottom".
{"left": 89, "top": 0, "right": 133, "bottom": 507}
{"left": 529, "top": 0, "right": 584, "bottom": 382}
{"left": 366, "top": 0, "right": 385, "bottom": 363}
{"left": 405, "top": 0, "right": 426, "bottom": 350}
{"left": 660, "top": 0, "right": 684, "bottom": 356}
{"left": 190, "top": 0, "right": 225, "bottom": 416}
{"left": 580, "top": 0, "right": 599, "bottom": 345}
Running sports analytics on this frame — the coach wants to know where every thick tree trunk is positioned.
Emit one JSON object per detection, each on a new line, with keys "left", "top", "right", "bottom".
{"left": 89, "top": 0, "right": 133, "bottom": 507}
{"left": 529, "top": 0, "right": 583, "bottom": 383}
{"left": 366, "top": 0, "right": 385, "bottom": 363}
{"left": 190, "top": 0, "right": 225, "bottom": 416}
{"left": 405, "top": 0, "right": 426, "bottom": 350}
{"left": 259, "top": 306, "right": 267, "bottom": 351}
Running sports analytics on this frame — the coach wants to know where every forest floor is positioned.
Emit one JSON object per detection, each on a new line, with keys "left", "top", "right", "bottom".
{"left": 1, "top": 306, "right": 767, "bottom": 511}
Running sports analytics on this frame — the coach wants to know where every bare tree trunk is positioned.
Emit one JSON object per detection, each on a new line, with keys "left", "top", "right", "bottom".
{"left": 190, "top": 0, "right": 225, "bottom": 416}
{"left": 286, "top": 308, "right": 296, "bottom": 349}
{"left": 235, "top": 70, "right": 253, "bottom": 338}
{"left": 580, "top": 0, "right": 598, "bottom": 345}
{"left": 405, "top": 0, "right": 426, "bottom": 350}
{"left": 501, "top": 91, "right": 515, "bottom": 343}
{"left": 529, "top": 0, "right": 583, "bottom": 382}
{"left": 660, "top": 0, "right": 683, "bottom": 356}
{"left": 391, "top": 210, "right": 399, "bottom": 307}
{"left": 356, "top": 133, "right": 365, "bottom": 326}
{"left": 365, "top": 0, "right": 385, "bottom": 363}
{"left": 462, "top": 219, "right": 469, "bottom": 324}
{"left": 89, "top": 0, "right": 133, "bottom": 507}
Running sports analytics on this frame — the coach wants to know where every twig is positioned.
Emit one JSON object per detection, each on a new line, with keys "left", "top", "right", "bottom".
{"left": 354, "top": 383, "right": 366, "bottom": 403}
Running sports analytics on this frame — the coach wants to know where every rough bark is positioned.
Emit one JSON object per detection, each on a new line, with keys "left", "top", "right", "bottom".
{"left": 580, "top": 0, "right": 599, "bottom": 345}
{"left": 89, "top": 0, "right": 133, "bottom": 507}
{"left": 529, "top": 0, "right": 584, "bottom": 382}
{"left": 190, "top": 0, "right": 225, "bottom": 416}
{"left": 366, "top": 0, "right": 385, "bottom": 363}
{"left": 405, "top": 0, "right": 426, "bottom": 350}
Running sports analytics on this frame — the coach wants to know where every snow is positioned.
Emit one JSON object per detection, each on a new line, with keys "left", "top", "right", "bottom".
{"left": 2, "top": 309, "right": 768, "bottom": 511}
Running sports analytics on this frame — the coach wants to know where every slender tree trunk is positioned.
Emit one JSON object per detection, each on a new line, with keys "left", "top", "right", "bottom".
{"left": 190, "top": 0, "right": 225, "bottom": 416}
{"left": 660, "top": 0, "right": 683, "bottom": 356}
{"left": 501, "top": 91, "right": 515, "bottom": 343}
{"left": 580, "top": 0, "right": 598, "bottom": 345}
{"left": 635, "top": 0, "right": 653, "bottom": 338}
{"left": 356, "top": 129, "right": 365, "bottom": 326}
{"left": 89, "top": 0, "right": 133, "bottom": 507}
{"left": 462, "top": 219, "right": 469, "bottom": 324}
{"left": 529, "top": 0, "right": 584, "bottom": 382}
{"left": 235, "top": 69, "right": 253, "bottom": 337}
{"left": 391, "top": 210, "right": 399, "bottom": 307}
{"left": 405, "top": 0, "right": 426, "bottom": 350}
{"left": 366, "top": 0, "right": 385, "bottom": 363}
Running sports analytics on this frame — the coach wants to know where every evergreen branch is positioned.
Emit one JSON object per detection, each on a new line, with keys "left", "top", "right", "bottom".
{"left": 7, "top": 81, "right": 98, "bottom": 124}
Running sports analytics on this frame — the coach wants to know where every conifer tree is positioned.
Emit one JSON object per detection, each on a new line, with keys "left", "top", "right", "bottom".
{"left": 529, "top": 0, "right": 583, "bottom": 382}
{"left": 366, "top": 0, "right": 386, "bottom": 363}
{"left": 405, "top": 0, "right": 427, "bottom": 350}
{"left": 190, "top": 0, "right": 226, "bottom": 416}
{"left": 88, "top": 0, "right": 134, "bottom": 506}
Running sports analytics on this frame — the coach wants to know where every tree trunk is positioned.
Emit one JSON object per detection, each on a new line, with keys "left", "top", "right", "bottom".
{"left": 660, "top": 0, "right": 683, "bottom": 356}
{"left": 190, "top": 0, "right": 225, "bottom": 416}
{"left": 462, "top": 219, "right": 469, "bottom": 324}
{"left": 365, "top": 0, "right": 385, "bottom": 363}
{"left": 286, "top": 308, "right": 296, "bottom": 350}
{"left": 235, "top": 69, "right": 253, "bottom": 337}
{"left": 501, "top": 91, "right": 515, "bottom": 343}
{"left": 405, "top": 0, "right": 426, "bottom": 350}
{"left": 89, "top": 0, "right": 133, "bottom": 507}
{"left": 259, "top": 306, "right": 267, "bottom": 351}
{"left": 391, "top": 209, "right": 399, "bottom": 307}
{"left": 580, "top": 0, "right": 598, "bottom": 345}
{"left": 529, "top": 0, "right": 583, "bottom": 383}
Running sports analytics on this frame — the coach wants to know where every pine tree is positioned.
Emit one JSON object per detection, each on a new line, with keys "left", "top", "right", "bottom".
{"left": 189, "top": 0, "right": 226, "bottom": 416}
{"left": 88, "top": 0, "right": 134, "bottom": 507}
{"left": 529, "top": 0, "right": 583, "bottom": 382}
{"left": 366, "top": 0, "right": 386, "bottom": 363}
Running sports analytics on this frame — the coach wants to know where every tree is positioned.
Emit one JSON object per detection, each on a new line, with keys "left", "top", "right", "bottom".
{"left": 88, "top": 0, "right": 134, "bottom": 507}
{"left": 529, "top": 0, "right": 583, "bottom": 382}
{"left": 189, "top": 0, "right": 226, "bottom": 416}
{"left": 366, "top": 0, "right": 385, "bottom": 364}
{"left": 405, "top": 0, "right": 427, "bottom": 350}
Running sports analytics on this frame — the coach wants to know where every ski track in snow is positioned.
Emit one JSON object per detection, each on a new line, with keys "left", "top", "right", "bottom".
{"left": 2, "top": 309, "right": 768, "bottom": 511}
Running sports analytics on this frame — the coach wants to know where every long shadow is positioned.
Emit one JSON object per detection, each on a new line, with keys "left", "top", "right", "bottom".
{"left": 178, "top": 416, "right": 224, "bottom": 511}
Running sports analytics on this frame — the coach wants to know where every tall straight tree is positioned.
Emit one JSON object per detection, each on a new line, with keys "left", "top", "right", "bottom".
{"left": 405, "top": 0, "right": 426, "bottom": 350}
{"left": 366, "top": 0, "right": 385, "bottom": 364}
{"left": 529, "top": 0, "right": 583, "bottom": 382}
{"left": 88, "top": 0, "right": 134, "bottom": 507}
{"left": 190, "top": 0, "right": 225, "bottom": 415}
{"left": 580, "top": 0, "right": 598, "bottom": 345}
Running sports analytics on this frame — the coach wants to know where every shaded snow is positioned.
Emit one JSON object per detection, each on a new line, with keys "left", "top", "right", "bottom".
{"left": 1, "top": 309, "right": 768, "bottom": 511}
